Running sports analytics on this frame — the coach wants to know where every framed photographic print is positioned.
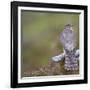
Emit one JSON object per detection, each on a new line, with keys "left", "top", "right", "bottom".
{"left": 11, "top": 1, "right": 88, "bottom": 88}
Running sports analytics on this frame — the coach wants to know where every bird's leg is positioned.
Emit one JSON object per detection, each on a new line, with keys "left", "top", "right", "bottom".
{"left": 52, "top": 53, "right": 65, "bottom": 62}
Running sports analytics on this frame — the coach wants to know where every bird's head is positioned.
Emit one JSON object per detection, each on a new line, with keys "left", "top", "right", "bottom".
{"left": 64, "top": 24, "right": 73, "bottom": 31}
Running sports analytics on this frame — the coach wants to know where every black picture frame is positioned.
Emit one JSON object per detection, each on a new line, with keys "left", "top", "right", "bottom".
{"left": 11, "top": 1, "right": 88, "bottom": 88}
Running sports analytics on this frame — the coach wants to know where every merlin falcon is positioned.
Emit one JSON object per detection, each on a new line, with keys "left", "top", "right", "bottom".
{"left": 52, "top": 24, "right": 79, "bottom": 71}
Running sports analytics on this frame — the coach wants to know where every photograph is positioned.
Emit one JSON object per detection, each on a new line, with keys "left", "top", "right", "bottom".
{"left": 11, "top": 1, "right": 87, "bottom": 88}
{"left": 21, "top": 10, "right": 80, "bottom": 77}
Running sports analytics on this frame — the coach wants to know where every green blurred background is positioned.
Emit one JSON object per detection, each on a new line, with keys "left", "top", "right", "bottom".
{"left": 21, "top": 10, "right": 79, "bottom": 77}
